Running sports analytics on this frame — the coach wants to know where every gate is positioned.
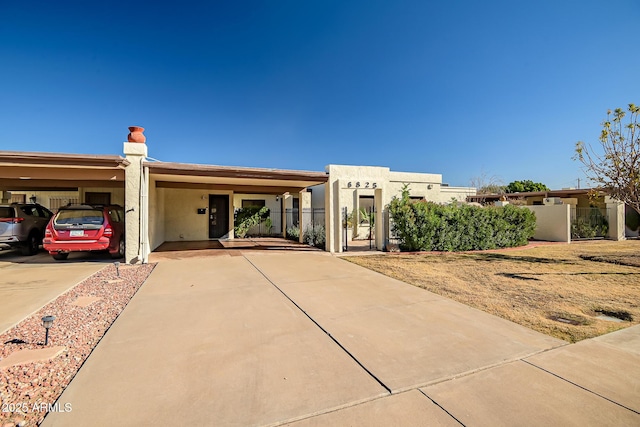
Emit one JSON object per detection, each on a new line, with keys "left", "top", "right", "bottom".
{"left": 570, "top": 207, "right": 609, "bottom": 239}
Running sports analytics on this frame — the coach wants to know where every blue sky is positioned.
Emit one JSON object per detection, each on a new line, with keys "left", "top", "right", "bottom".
{"left": 1, "top": 1, "right": 638, "bottom": 189}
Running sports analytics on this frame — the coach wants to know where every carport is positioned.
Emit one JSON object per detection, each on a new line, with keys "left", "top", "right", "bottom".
{"left": 0, "top": 151, "right": 128, "bottom": 207}
{"left": 141, "top": 160, "right": 328, "bottom": 260}
{"left": 0, "top": 151, "right": 129, "bottom": 259}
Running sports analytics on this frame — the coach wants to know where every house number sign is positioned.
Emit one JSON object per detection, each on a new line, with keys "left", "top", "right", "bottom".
{"left": 346, "top": 181, "right": 377, "bottom": 189}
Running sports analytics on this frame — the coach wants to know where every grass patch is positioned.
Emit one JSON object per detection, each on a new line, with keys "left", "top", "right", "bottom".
{"left": 345, "top": 240, "right": 640, "bottom": 342}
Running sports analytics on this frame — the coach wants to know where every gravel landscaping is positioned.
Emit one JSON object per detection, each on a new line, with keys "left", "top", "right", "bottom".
{"left": 0, "top": 262, "right": 155, "bottom": 427}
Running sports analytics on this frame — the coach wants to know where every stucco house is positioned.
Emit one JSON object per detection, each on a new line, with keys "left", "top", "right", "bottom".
{"left": 0, "top": 129, "right": 476, "bottom": 263}
{"left": 467, "top": 189, "right": 628, "bottom": 242}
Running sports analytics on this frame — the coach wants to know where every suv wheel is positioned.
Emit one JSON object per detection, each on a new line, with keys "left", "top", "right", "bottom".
{"left": 112, "top": 237, "right": 125, "bottom": 259}
{"left": 21, "top": 232, "right": 40, "bottom": 256}
{"left": 52, "top": 253, "right": 69, "bottom": 261}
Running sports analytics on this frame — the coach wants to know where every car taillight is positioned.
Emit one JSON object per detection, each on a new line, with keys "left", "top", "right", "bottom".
{"left": 45, "top": 229, "right": 52, "bottom": 238}
{"left": 104, "top": 227, "right": 113, "bottom": 237}
{"left": 0, "top": 218, "right": 24, "bottom": 223}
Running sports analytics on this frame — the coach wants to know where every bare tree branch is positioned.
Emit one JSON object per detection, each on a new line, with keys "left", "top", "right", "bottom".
{"left": 574, "top": 103, "right": 640, "bottom": 214}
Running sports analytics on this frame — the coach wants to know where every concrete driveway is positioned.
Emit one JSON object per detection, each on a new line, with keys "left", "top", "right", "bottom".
{"left": 43, "top": 251, "right": 640, "bottom": 426}
{"left": 0, "top": 249, "right": 113, "bottom": 334}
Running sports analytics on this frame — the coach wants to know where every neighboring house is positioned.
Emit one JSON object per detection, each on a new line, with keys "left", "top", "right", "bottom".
{"left": 0, "top": 129, "right": 475, "bottom": 263}
{"left": 467, "top": 189, "right": 627, "bottom": 242}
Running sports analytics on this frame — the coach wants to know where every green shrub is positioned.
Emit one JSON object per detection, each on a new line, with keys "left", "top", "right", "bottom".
{"left": 571, "top": 217, "right": 608, "bottom": 239}
{"left": 286, "top": 226, "right": 300, "bottom": 240}
{"left": 303, "top": 224, "right": 325, "bottom": 249}
{"left": 234, "top": 206, "right": 269, "bottom": 238}
{"left": 388, "top": 186, "right": 536, "bottom": 251}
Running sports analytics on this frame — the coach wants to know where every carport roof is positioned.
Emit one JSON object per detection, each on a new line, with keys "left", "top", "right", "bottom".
{"left": 145, "top": 161, "right": 328, "bottom": 182}
{"left": 0, "top": 150, "right": 128, "bottom": 190}
{"left": 0, "top": 150, "right": 129, "bottom": 168}
{"left": 145, "top": 161, "right": 328, "bottom": 195}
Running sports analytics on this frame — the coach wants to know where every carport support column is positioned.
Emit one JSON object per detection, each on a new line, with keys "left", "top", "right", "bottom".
{"left": 298, "top": 190, "right": 311, "bottom": 244}
{"left": 282, "top": 194, "right": 292, "bottom": 238}
{"left": 124, "top": 141, "right": 148, "bottom": 264}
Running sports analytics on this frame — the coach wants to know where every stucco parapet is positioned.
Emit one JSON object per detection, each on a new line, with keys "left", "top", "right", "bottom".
{"left": 389, "top": 171, "right": 442, "bottom": 183}
{"left": 325, "top": 164, "right": 390, "bottom": 181}
{"left": 123, "top": 143, "right": 148, "bottom": 157}
{"left": 604, "top": 196, "right": 623, "bottom": 205}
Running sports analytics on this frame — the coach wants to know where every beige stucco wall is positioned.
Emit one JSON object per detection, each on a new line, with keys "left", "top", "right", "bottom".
{"left": 436, "top": 186, "right": 478, "bottom": 203}
{"left": 10, "top": 188, "right": 124, "bottom": 211}
{"left": 148, "top": 177, "right": 165, "bottom": 251}
{"left": 232, "top": 194, "right": 280, "bottom": 211}
{"left": 164, "top": 188, "right": 234, "bottom": 241}
{"left": 9, "top": 190, "right": 79, "bottom": 210}
{"left": 525, "top": 205, "right": 571, "bottom": 243}
{"left": 309, "top": 184, "right": 325, "bottom": 210}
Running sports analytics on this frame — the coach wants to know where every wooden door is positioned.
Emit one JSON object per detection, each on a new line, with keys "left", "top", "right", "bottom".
{"left": 208, "top": 195, "right": 229, "bottom": 238}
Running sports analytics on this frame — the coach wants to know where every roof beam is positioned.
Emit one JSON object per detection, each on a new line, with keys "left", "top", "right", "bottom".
{"left": 155, "top": 181, "right": 307, "bottom": 194}
{"left": 0, "top": 179, "right": 124, "bottom": 190}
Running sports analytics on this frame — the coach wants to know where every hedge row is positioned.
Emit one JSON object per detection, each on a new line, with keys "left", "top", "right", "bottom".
{"left": 388, "top": 189, "right": 536, "bottom": 252}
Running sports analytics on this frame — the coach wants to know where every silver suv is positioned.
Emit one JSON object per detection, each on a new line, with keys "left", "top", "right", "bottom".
{"left": 0, "top": 203, "right": 53, "bottom": 255}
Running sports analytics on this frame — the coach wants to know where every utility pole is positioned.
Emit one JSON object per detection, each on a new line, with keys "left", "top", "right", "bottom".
{"left": 576, "top": 178, "right": 581, "bottom": 189}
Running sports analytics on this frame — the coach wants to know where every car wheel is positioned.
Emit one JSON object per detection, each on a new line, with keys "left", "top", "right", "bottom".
{"left": 112, "top": 237, "right": 125, "bottom": 259}
{"left": 52, "top": 253, "right": 69, "bottom": 261}
{"left": 21, "top": 232, "right": 39, "bottom": 256}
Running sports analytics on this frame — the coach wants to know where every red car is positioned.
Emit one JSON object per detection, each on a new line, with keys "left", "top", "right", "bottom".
{"left": 44, "top": 205, "right": 125, "bottom": 260}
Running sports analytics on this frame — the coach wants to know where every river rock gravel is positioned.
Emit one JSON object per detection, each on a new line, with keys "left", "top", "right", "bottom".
{"left": 0, "top": 262, "right": 155, "bottom": 426}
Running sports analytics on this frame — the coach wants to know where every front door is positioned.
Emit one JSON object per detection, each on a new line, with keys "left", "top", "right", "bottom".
{"left": 209, "top": 195, "right": 229, "bottom": 238}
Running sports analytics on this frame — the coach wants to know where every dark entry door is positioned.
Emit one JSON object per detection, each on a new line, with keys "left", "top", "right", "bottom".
{"left": 209, "top": 195, "right": 229, "bottom": 238}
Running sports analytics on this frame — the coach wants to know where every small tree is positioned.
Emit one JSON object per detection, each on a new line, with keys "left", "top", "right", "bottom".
{"left": 575, "top": 104, "right": 640, "bottom": 214}
{"left": 506, "top": 180, "right": 550, "bottom": 193}
{"left": 469, "top": 171, "right": 506, "bottom": 195}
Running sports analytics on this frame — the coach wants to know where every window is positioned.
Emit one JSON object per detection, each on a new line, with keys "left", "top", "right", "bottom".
{"left": 36, "top": 206, "right": 52, "bottom": 219}
{"left": 85, "top": 192, "right": 111, "bottom": 205}
{"left": 10, "top": 194, "right": 26, "bottom": 204}
{"left": 20, "top": 206, "right": 40, "bottom": 217}
{"left": 108, "top": 208, "right": 123, "bottom": 223}
{"left": 0, "top": 207, "right": 14, "bottom": 218}
{"left": 242, "top": 200, "right": 265, "bottom": 208}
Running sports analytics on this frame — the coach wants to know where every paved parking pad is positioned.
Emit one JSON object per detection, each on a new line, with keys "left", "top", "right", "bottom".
{"left": 43, "top": 255, "right": 387, "bottom": 426}
{"left": 245, "top": 252, "right": 564, "bottom": 392}
{"left": 421, "top": 361, "right": 640, "bottom": 426}
{"left": 0, "top": 252, "right": 105, "bottom": 333}
{"left": 39, "top": 251, "right": 640, "bottom": 425}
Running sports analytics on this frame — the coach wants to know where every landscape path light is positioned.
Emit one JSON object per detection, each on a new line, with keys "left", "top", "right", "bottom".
{"left": 114, "top": 261, "right": 120, "bottom": 277}
{"left": 41, "top": 315, "right": 55, "bottom": 346}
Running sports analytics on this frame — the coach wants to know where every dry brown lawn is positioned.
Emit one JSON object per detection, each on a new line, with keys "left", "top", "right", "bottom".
{"left": 344, "top": 240, "right": 640, "bottom": 343}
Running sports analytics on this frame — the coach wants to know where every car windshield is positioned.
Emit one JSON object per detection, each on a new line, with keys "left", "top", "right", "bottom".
{"left": 0, "top": 207, "right": 14, "bottom": 218}
{"left": 55, "top": 209, "right": 104, "bottom": 226}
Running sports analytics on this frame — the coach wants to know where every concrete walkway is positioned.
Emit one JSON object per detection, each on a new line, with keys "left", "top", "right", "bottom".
{"left": 43, "top": 251, "right": 640, "bottom": 426}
